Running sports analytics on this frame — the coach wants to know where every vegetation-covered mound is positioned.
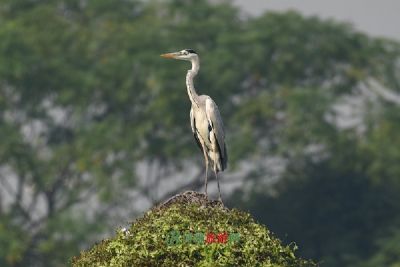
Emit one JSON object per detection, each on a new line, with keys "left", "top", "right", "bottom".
{"left": 72, "top": 191, "right": 314, "bottom": 266}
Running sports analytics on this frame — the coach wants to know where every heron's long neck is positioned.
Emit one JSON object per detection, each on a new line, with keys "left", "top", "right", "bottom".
{"left": 186, "top": 58, "right": 200, "bottom": 106}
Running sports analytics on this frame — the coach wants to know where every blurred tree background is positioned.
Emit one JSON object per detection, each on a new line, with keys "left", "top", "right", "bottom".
{"left": 0, "top": 0, "right": 399, "bottom": 266}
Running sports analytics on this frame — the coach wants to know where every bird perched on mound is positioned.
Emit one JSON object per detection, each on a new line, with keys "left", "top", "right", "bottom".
{"left": 161, "top": 49, "right": 228, "bottom": 202}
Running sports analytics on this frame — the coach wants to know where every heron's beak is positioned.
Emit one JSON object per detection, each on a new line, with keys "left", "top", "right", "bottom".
{"left": 160, "top": 52, "right": 179, "bottom": 59}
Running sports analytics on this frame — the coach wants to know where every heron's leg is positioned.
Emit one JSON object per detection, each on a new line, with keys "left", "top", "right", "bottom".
{"left": 213, "top": 152, "right": 223, "bottom": 203}
{"left": 203, "top": 149, "right": 209, "bottom": 196}
{"left": 215, "top": 170, "right": 223, "bottom": 203}
{"left": 198, "top": 136, "right": 209, "bottom": 196}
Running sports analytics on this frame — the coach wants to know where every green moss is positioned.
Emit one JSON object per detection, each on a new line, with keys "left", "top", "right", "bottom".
{"left": 72, "top": 192, "right": 314, "bottom": 266}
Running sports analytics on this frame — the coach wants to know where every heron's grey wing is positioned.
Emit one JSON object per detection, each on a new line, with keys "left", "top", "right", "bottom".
{"left": 205, "top": 98, "right": 227, "bottom": 169}
{"left": 190, "top": 108, "right": 203, "bottom": 152}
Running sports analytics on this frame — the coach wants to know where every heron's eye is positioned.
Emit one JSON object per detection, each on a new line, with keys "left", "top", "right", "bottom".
{"left": 184, "top": 51, "right": 189, "bottom": 55}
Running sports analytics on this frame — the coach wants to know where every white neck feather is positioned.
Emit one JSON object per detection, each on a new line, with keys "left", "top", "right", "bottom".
{"left": 186, "top": 56, "right": 200, "bottom": 105}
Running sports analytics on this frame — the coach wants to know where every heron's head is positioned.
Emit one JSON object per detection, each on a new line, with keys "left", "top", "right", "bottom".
{"left": 160, "top": 49, "right": 198, "bottom": 61}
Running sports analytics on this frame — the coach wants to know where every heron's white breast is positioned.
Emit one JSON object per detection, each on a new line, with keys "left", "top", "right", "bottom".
{"left": 192, "top": 106, "right": 212, "bottom": 149}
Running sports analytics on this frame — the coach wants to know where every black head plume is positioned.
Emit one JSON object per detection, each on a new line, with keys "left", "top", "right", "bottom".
{"left": 184, "top": 49, "right": 197, "bottom": 54}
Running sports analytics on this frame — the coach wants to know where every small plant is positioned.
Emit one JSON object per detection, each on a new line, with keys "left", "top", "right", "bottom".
{"left": 72, "top": 192, "right": 315, "bottom": 266}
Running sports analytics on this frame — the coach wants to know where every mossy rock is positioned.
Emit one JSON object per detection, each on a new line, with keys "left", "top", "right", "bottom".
{"left": 72, "top": 191, "right": 315, "bottom": 266}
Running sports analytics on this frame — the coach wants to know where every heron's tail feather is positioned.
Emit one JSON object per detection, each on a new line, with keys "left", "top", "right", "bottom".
{"left": 212, "top": 135, "right": 227, "bottom": 172}
{"left": 221, "top": 143, "right": 227, "bottom": 171}
{"left": 215, "top": 143, "right": 227, "bottom": 172}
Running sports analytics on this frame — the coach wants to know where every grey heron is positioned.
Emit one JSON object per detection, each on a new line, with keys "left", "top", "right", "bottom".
{"left": 161, "top": 49, "right": 228, "bottom": 202}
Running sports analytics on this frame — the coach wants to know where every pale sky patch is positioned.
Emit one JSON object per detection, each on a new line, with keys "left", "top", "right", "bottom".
{"left": 233, "top": 0, "right": 400, "bottom": 41}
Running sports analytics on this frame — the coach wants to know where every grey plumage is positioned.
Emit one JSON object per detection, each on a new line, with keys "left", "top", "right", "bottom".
{"left": 161, "top": 49, "right": 227, "bottom": 201}
{"left": 190, "top": 96, "right": 227, "bottom": 171}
